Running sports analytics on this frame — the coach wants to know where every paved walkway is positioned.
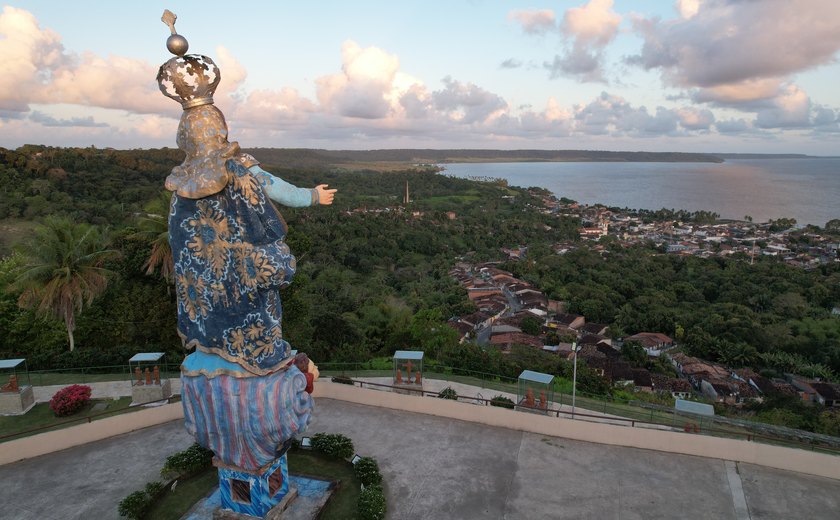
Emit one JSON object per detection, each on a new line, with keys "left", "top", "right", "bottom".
{"left": 356, "top": 376, "right": 671, "bottom": 429}
{"left": 1, "top": 398, "right": 838, "bottom": 519}
{"left": 30, "top": 380, "right": 184, "bottom": 403}
{"left": 30, "top": 377, "right": 645, "bottom": 429}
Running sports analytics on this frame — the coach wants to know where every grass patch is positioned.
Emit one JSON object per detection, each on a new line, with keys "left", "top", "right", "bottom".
{"left": 133, "top": 448, "right": 363, "bottom": 520}
{"left": 288, "top": 448, "right": 361, "bottom": 520}
{"left": 143, "top": 468, "right": 218, "bottom": 520}
{"left": 0, "top": 397, "right": 135, "bottom": 441}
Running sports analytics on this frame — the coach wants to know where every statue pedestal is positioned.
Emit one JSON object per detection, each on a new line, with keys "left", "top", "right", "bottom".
{"left": 215, "top": 454, "right": 294, "bottom": 518}
{"left": 392, "top": 382, "right": 424, "bottom": 396}
{"left": 0, "top": 386, "right": 35, "bottom": 415}
{"left": 131, "top": 379, "right": 172, "bottom": 405}
{"left": 515, "top": 399, "right": 550, "bottom": 415}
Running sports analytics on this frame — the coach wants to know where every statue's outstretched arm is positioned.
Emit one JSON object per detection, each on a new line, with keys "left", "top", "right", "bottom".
{"left": 249, "top": 165, "right": 336, "bottom": 207}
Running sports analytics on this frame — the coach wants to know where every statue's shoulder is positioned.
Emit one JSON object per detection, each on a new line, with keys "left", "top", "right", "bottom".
{"left": 226, "top": 153, "right": 260, "bottom": 178}
{"left": 236, "top": 153, "right": 260, "bottom": 169}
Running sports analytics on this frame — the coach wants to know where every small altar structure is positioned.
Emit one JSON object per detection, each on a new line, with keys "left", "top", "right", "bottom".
{"left": 517, "top": 370, "right": 554, "bottom": 413}
{"left": 0, "top": 358, "right": 35, "bottom": 415}
{"left": 216, "top": 442, "right": 298, "bottom": 518}
{"left": 392, "top": 350, "right": 424, "bottom": 394}
{"left": 129, "top": 352, "right": 171, "bottom": 405}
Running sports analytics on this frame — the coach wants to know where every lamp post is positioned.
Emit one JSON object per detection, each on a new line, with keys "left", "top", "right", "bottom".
{"left": 571, "top": 340, "right": 579, "bottom": 418}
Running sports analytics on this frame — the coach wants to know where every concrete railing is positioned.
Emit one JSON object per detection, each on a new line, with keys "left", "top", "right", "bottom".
{"left": 0, "top": 403, "right": 183, "bottom": 465}
{"left": 313, "top": 382, "right": 840, "bottom": 481}
{"left": 2, "top": 381, "right": 838, "bottom": 482}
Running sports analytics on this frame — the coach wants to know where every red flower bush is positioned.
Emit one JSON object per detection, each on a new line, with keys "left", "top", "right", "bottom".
{"left": 50, "top": 384, "right": 92, "bottom": 417}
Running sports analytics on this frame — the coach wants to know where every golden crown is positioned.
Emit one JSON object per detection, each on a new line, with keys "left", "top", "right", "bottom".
{"left": 156, "top": 10, "right": 221, "bottom": 110}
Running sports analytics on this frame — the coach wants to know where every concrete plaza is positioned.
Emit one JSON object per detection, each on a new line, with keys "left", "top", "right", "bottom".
{"left": 0, "top": 398, "right": 837, "bottom": 519}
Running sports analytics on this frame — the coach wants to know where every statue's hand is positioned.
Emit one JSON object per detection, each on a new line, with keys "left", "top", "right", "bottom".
{"left": 315, "top": 184, "right": 337, "bottom": 205}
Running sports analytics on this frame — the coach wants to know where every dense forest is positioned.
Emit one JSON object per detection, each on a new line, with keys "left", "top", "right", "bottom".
{"left": 0, "top": 145, "right": 579, "bottom": 370}
{"left": 1, "top": 145, "right": 839, "bottom": 391}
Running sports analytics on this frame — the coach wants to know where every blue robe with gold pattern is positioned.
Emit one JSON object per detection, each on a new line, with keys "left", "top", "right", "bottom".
{"left": 171, "top": 157, "right": 315, "bottom": 376}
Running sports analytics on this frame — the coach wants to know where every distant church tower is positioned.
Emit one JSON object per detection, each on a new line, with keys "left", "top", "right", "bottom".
{"left": 404, "top": 180, "right": 410, "bottom": 204}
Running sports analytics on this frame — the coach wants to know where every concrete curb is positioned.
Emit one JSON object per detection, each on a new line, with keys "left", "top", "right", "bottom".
{"left": 2, "top": 382, "right": 838, "bottom": 482}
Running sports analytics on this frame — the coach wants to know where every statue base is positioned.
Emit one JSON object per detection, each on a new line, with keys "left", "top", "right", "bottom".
{"left": 212, "top": 487, "right": 297, "bottom": 520}
{"left": 391, "top": 382, "right": 424, "bottom": 396}
{"left": 216, "top": 454, "right": 292, "bottom": 518}
{"left": 0, "top": 385, "right": 35, "bottom": 415}
{"left": 184, "top": 474, "right": 334, "bottom": 520}
{"left": 131, "top": 379, "right": 172, "bottom": 406}
{"left": 516, "top": 400, "right": 550, "bottom": 415}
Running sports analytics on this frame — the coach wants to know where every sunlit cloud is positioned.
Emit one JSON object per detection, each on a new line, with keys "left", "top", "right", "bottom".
{"left": 508, "top": 9, "right": 557, "bottom": 35}
{"left": 1, "top": 4, "right": 838, "bottom": 152}
{"left": 544, "top": 0, "right": 623, "bottom": 83}
{"left": 629, "top": 0, "right": 840, "bottom": 96}
{"left": 29, "top": 111, "right": 108, "bottom": 128}
{"left": 0, "top": 5, "right": 168, "bottom": 115}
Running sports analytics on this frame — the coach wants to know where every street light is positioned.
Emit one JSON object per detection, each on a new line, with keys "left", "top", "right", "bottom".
{"left": 571, "top": 340, "right": 579, "bottom": 418}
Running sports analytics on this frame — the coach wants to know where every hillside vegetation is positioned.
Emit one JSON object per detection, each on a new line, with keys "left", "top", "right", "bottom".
{"left": 0, "top": 145, "right": 838, "bottom": 388}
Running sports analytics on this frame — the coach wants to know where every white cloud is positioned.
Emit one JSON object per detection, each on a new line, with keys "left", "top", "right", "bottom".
{"left": 676, "top": 0, "right": 701, "bottom": 19}
{"left": 29, "top": 111, "right": 108, "bottom": 128}
{"left": 315, "top": 41, "right": 422, "bottom": 120}
{"left": 3, "top": 6, "right": 837, "bottom": 151}
{"left": 562, "top": 0, "right": 621, "bottom": 46}
{"left": 544, "top": 45, "right": 605, "bottom": 82}
{"left": 508, "top": 9, "right": 557, "bottom": 35}
{"left": 630, "top": 0, "right": 840, "bottom": 95}
{"left": 542, "top": 0, "right": 622, "bottom": 83}
{"left": 432, "top": 77, "right": 508, "bottom": 124}
{"left": 715, "top": 118, "right": 750, "bottom": 134}
{"left": 754, "top": 84, "right": 812, "bottom": 129}
{"left": 677, "top": 107, "right": 714, "bottom": 130}
{"left": 0, "top": 6, "right": 168, "bottom": 115}
{"left": 691, "top": 78, "right": 784, "bottom": 107}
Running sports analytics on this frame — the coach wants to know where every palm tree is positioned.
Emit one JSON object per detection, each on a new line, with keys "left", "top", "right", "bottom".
{"left": 10, "top": 217, "right": 117, "bottom": 352}
{"left": 136, "top": 190, "right": 174, "bottom": 282}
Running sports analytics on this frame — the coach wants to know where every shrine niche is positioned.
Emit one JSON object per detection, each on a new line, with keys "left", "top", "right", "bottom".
{"left": 0, "top": 359, "right": 34, "bottom": 415}
{"left": 128, "top": 352, "right": 171, "bottom": 406}
{"left": 517, "top": 370, "right": 554, "bottom": 414}
{"left": 392, "top": 351, "right": 424, "bottom": 395}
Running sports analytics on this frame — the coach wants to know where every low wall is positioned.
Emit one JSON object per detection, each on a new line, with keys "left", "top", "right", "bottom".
{"left": 2, "top": 382, "right": 838, "bottom": 482}
{"left": 313, "top": 382, "right": 840, "bottom": 481}
{"left": 0, "top": 403, "right": 183, "bottom": 465}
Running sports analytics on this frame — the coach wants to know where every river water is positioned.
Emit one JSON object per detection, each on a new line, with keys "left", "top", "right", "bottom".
{"left": 443, "top": 158, "right": 840, "bottom": 226}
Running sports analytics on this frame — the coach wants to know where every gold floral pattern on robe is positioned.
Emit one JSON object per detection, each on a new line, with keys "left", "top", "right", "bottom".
{"left": 184, "top": 200, "right": 238, "bottom": 281}
{"left": 176, "top": 267, "right": 210, "bottom": 322}
{"left": 233, "top": 244, "right": 277, "bottom": 291}
{"left": 223, "top": 313, "right": 283, "bottom": 365}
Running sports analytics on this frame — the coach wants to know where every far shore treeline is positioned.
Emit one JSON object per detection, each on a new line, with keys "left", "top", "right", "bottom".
{"left": 243, "top": 148, "right": 726, "bottom": 166}
{"left": 1, "top": 145, "right": 840, "bottom": 435}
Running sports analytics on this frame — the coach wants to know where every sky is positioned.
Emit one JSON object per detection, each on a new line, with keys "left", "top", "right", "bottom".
{"left": 1, "top": 0, "right": 839, "bottom": 154}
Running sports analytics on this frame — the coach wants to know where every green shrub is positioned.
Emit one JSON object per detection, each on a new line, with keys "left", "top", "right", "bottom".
{"left": 118, "top": 480, "right": 166, "bottom": 519}
{"left": 354, "top": 457, "right": 383, "bottom": 486}
{"left": 161, "top": 443, "right": 214, "bottom": 478}
{"left": 358, "top": 484, "right": 387, "bottom": 520}
{"left": 332, "top": 375, "right": 355, "bottom": 385}
{"left": 118, "top": 489, "right": 153, "bottom": 519}
{"left": 490, "top": 395, "right": 514, "bottom": 409}
{"left": 438, "top": 387, "right": 458, "bottom": 400}
{"left": 368, "top": 357, "right": 392, "bottom": 370}
{"left": 144, "top": 481, "right": 165, "bottom": 496}
{"left": 312, "top": 433, "right": 354, "bottom": 459}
